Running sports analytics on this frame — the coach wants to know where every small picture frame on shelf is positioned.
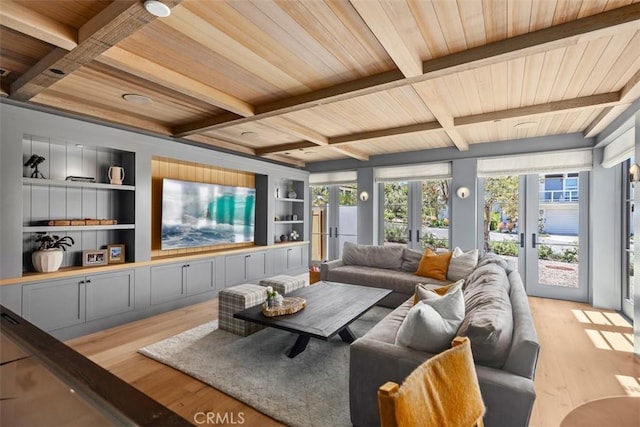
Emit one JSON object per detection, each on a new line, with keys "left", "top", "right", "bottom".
{"left": 107, "top": 244, "right": 125, "bottom": 264}
{"left": 83, "top": 249, "right": 108, "bottom": 267}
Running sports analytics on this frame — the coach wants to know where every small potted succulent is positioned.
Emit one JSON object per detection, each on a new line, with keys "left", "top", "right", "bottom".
{"left": 32, "top": 233, "right": 74, "bottom": 273}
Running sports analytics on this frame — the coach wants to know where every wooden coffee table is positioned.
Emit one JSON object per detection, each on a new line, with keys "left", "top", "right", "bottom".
{"left": 234, "top": 281, "right": 390, "bottom": 358}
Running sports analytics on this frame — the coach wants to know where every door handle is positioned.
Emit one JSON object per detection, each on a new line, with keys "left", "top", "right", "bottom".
{"left": 531, "top": 233, "right": 537, "bottom": 249}
{"left": 335, "top": 227, "right": 338, "bottom": 236}
{"left": 408, "top": 229, "right": 412, "bottom": 242}
{"left": 329, "top": 228, "right": 332, "bottom": 238}
{"left": 416, "top": 230, "right": 421, "bottom": 241}
{"left": 520, "top": 233, "right": 525, "bottom": 248}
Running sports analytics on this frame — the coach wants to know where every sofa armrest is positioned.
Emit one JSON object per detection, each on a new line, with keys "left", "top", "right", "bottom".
{"left": 320, "top": 259, "right": 344, "bottom": 281}
{"left": 350, "top": 337, "right": 537, "bottom": 427}
{"left": 504, "top": 271, "right": 540, "bottom": 380}
{"left": 350, "top": 338, "right": 434, "bottom": 427}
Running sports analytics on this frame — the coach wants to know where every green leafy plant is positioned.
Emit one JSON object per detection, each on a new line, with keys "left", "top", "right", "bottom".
{"left": 421, "top": 231, "right": 448, "bottom": 249}
{"left": 561, "top": 246, "right": 579, "bottom": 263}
{"left": 489, "top": 240, "right": 518, "bottom": 256}
{"left": 537, "top": 244, "right": 553, "bottom": 260}
{"left": 34, "top": 233, "right": 74, "bottom": 251}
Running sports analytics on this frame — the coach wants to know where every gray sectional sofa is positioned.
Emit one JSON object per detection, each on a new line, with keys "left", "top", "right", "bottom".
{"left": 322, "top": 242, "right": 539, "bottom": 427}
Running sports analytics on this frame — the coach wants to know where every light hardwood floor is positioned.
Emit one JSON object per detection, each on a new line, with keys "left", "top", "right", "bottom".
{"left": 66, "top": 297, "right": 639, "bottom": 427}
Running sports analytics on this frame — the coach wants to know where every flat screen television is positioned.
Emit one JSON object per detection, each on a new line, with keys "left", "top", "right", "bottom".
{"left": 161, "top": 178, "right": 256, "bottom": 250}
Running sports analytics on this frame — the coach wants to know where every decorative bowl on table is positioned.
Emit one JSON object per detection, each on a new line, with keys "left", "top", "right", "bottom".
{"left": 262, "top": 297, "right": 306, "bottom": 317}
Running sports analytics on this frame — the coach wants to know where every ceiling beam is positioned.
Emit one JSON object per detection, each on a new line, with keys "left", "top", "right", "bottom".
{"left": 0, "top": 0, "right": 78, "bottom": 50}
{"left": 173, "top": 69, "right": 407, "bottom": 136}
{"left": 329, "top": 121, "right": 442, "bottom": 145}
{"left": 328, "top": 145, "right": 369, "bottom": 162}
{"left": 262, "top": 117, "right": 328, "bottom": 146}
{"left": 255, "top": 142, "right": 317, "bottom": 156}
{"left": 172, "top": 3, "right": 640, "bottom": 136}
{"left": 33, "top": 91, "right": 172, "bottom": 135}
{"left": 9, "top": 0, "right": 183, "bottom": 101}
{"left": 350, "top": 0, "right": 422, "bottom": 77}
{"left": 183, "top": 134, "right": 256, "bottom": 156}
{"left": 98, "top": 47, "right": 254, "bottom": 117}
{"left": 411, "top": 85, "right": 469, "bottom": 151}
{"left": 455, "top": 92, "right": 621, "bottom": 127}
{"left": 585, "top": 69, "right": 640, "bottom": 137}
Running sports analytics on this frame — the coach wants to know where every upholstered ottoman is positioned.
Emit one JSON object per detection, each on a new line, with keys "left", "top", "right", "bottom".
{"left": 218, "top": 284, "right": 266, "bottom": 336}
{"left": 259, "top": 275, "right": 306, "bottom": 295}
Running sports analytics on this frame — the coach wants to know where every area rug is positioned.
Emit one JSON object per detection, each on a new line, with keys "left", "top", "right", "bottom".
{"left": 138, "top": 306, "right": 391, "bottom": 427}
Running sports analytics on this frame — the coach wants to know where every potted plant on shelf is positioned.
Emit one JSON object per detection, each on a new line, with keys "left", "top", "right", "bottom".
{"left": 32, "top": 233, "right": 74, "bottom": 273}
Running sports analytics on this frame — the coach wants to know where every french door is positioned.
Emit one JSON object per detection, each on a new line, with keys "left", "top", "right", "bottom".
{"left": 481, "top": 172, "right": 588, "bottom": 302}
{"left": 381, "top": 180, "right": 449, "bottom": 250}
{"left": 310, "top": 184, "right": 357, "bottom": 262}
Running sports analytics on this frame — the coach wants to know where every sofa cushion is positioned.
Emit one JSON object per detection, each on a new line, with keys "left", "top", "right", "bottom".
{"left": 413, "top": 279, "right": 464, "bottom": 304}
{"left": 459, "top": 262, "right": 514, "bottom": 368}
{"left": 342, "top": 242, "right": 403, "bottom": 270}
{"left": 415, "top": 249, "right": 452, "bottom": 281}
{"left": 395, "top": 283, "right": 465, "bottom": 353}
{"left": 447, "top": 247, "right": 479, "bottom": 281}
{"left": 325, "top": 265, "right": 447, "bottom": 296}
{"left": 401, "top": 248, "right": 423, "bottom": 272}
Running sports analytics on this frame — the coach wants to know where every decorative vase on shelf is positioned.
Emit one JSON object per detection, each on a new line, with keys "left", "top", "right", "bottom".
{"left": 32, "top": 249, "right": 64, "bottom": 273}
{"left": 287, "top": 190, "right": 297, "bottom": 199}
{"left": 280, "top": 234, "right": 288, "bottom": 242}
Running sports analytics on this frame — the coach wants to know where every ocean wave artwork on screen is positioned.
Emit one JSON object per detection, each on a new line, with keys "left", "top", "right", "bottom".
{"left": 161, "top": 178, "right": 256, "bottom": 250}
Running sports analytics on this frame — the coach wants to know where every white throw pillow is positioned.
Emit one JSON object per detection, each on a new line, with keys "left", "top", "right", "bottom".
{"left": 395, "top": 284, "right": 465, "bottom": 353}
{"left": 447, "top": 247, "right": 479, "bottom": 281}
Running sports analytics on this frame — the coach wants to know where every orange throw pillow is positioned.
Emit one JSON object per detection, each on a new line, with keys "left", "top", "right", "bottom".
{"left": 415, "top": 249, "right": 452, "bottom": 281}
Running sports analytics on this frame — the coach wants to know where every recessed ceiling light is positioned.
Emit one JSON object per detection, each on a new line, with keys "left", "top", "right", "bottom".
{"left": 144, "top": 0, "right": 171, "bottom": 17}
{"left": 514, "top": 121, "right": 537, "bottom": 129}
{"left": 75, "top": 144, "right": 84, "bottom": 148}
{"left": 123, "top": 94, "right": 152, "bottom": 104}
{"left": 49, "top": 68, "right": 65, "bottom": 75}
{"left": 241, "top": 131, "right": 258, "bottom": 138}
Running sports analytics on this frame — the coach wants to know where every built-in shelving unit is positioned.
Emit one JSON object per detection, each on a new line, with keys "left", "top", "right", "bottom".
{"left": 21, "top": 134, "right": 136, "bottom": 273}
{"left": 274, "top": 178, "right": 305, "bottom": 244}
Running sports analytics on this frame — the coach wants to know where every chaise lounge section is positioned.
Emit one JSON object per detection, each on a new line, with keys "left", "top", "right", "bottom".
{"left": 349, "top": 253, "right": 540, "bottom": 427}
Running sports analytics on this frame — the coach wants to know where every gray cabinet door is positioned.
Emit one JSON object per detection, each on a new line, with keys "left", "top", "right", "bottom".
{"left": 186, "top": 259, "right": 214, "bottom": 296}
{"left": 225, "top": 254, "right": 248, "bottom": 285}
{"left": 286, "top": 246, "right": 304, "bottom": 270}
{"left": 22, "top": 278, "right": 85, "bottom": 331}
{"left": 246, "top": 251, "right": 267, "bottom": 281}
{"left": 86, "top": 270, "right": 134, "bottom": 321}
{"left": 273, "top": 248, "right": 288, "bottom": 275}
{"left": 150, "top": 262, "right": 185, "bottom": 305}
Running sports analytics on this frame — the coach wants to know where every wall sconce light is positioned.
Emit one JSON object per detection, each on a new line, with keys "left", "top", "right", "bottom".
{"left": 359, "top": 191, "right": 369, "bottom": 202}
{"left": 456, "top": 186, "right": 471, "bottom": 199}
{"left": 630, "top": 163, "right": 640, "bottom": 183}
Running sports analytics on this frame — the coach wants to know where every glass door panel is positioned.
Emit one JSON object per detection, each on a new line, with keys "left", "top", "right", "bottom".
{"left": 311, "top": 183, "right": 358, "bottom": 261}
{"left": 527, "top": 173, "right": 587, "bottom": 301}
{"left": 482, "top": 176, "right": 520, "bottom": 271}
{"left": 481, "top": 172, "right": 588, "bottom": 302}
{"left": 623, "top": 158, "right": 634, "bottom": 319}
{"left": 420, "top": 179, "right": 450, "bottom": 250}
{"left": 311, "top": 186, "right": 329, "bottom": 263}
{"left": 383, "top": 182, "right": 409, "bottom": 248}
{"left": 336, "top": 184, "right": 358, "bottom": 258}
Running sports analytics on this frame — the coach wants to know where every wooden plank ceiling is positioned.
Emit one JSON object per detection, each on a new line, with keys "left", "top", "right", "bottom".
{"left": 1, "top": 0, "right": 639, "bottom": 167}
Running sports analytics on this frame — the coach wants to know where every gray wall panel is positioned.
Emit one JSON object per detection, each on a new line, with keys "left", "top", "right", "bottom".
{"left": 451, "top": 158, "right": 478, "bottom": 251}
{"left": 48, "top": 141, "right": 67, "bottom": 181}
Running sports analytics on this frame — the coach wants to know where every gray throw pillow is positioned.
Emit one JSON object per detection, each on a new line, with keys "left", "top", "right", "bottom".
{"left": 395, "top": 284, "right": 465, "bottom": 353}
{"left": 447, "top": 247, "right": 479, "bottom": 281}
{"left": 401, "top": 248, "right": 423, "bottom": 272}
